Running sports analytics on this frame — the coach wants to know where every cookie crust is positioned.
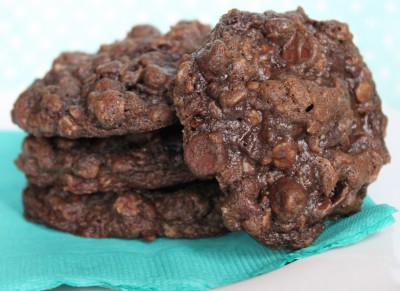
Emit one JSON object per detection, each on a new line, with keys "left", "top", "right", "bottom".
{"left": 173, "top": 8, "right": 389, "bottom": 249}
{"left": 12, "top": 21, "right": 209, "bottom": 138}
{"left": 24, "top": 181, "right": 226, "bottom": 240}
{"left": 16, "top": 125, "right": 198, "bottom": 194}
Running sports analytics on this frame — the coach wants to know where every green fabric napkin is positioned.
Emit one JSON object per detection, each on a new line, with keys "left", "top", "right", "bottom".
{"left": 0, "top": 132, "right": 396, "bottom": 291}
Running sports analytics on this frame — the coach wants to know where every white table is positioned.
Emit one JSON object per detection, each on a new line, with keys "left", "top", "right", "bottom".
{"left": 52, "top": 108, "right": 400, "bottom": 291}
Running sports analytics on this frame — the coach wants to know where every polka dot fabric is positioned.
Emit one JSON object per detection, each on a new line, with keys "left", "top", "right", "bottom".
{"left": 0, "top": 2, "right": 398, "bottom": 290}
{"left": 0, "top": 0, "right": 399, "bottom": 120}
{"left": 0, "top": 0, "right": 400, "bottom": 106}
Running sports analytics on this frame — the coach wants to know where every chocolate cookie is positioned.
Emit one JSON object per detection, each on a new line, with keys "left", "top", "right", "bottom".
{"left": 16, "top": 125, "right": 198, "bottom": 194}
{"left": 23, "top": 181, "right": 226, "bottom": 240}
{"left": 173, "top": 8, "right": 390, "bottom": 249}
{"left": 12, "top": 21, "right": 210, "bottom": 138}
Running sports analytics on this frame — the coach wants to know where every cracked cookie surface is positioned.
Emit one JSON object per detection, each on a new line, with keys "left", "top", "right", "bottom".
{"left": 12, "top": 21, "right": 209, "bottom": 138}
{"left": 16, "top": 125, "right": 198, "bottom": 194}
{"left": 173, "top": 8, "right": 390, "bottom": 249}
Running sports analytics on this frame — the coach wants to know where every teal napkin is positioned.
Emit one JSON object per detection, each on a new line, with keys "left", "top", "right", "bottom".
{"left": 0, "top": 132, "right": 396, "bottom": 291}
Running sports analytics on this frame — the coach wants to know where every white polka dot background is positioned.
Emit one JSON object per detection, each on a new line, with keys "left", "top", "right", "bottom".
{"left": 0, "top": 0, "right": 399, "bottom": 129}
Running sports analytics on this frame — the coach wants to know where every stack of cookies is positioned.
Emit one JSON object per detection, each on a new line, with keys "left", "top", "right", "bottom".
{"left": 12, "top": 21, "right": 227, "bottom": 241}
{"left": 12, "top": 8, "right": 389, "bottom": 249}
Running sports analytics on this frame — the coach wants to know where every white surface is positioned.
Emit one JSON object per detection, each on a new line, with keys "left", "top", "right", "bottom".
{"left": 2, "top": 81, "right": 399, "bottom": 291}
{"left": 221, "top": 106, "right": 400, "bottom": 291}
{"left": 2, "top": 79, "right": 398, "bottom": 291}
{"left": 0, "top": 90, "right": 19, "bottom": 131}
{"left": 48, "top": 107, "right": 400, "bottom": 291}
{"left": 1, "top": 60, "right": 396, "bottom": 291}
{"left": 219, "top": 227, "right": 399, "bottom": 291}
{"left": 1, "top": 1, "right": 398, "bottom": 290}
{"left": 53, "top": 225, "right": 400, "bottom": 291}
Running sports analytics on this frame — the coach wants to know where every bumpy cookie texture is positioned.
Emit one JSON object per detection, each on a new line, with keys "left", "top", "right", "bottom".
{"left": 24, "top": 181, "right": 226, "bottom": 240}
{"left": 16, "top": 125, "right": 198, "bottom": 194}
{"left": 12, "top": 21, "right": 210, "bottom": 138}
{"left": 174, "top": 8, "right": 390, "bottom": 249}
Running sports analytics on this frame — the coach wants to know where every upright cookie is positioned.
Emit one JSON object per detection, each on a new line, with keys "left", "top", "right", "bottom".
{"left": 174, "top": 8, "right": 390, "bottom": 249}
{"left": 16, "top": 125, "right": 198, "bottom": 194}
{"left": 12, "top": 21, "right": 209, "bottom": 138}
{"left": 24, "top": 181, "right": 226, "bottom": 240}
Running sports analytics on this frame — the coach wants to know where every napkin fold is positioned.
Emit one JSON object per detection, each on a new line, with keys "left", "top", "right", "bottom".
{"left": 0, "top": 132, "right": 396, "bottom": 291}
